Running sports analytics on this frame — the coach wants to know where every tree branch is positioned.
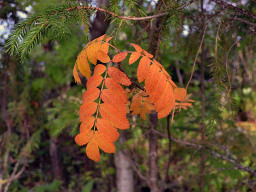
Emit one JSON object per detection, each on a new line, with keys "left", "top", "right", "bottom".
{"left": 159, "top": 132, "right": 256, "bottom": 178}
{"left": 211, "top": 0, "right": 256, "bottom": 20}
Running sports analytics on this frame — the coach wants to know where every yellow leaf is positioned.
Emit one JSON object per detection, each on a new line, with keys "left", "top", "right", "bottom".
{"left": 76, "top": 50, "right": 91, "bottom": 77}
{"left": 87, "top": 41, "right": 101, "bottom": 65}
{"left": 73, "top": 64, "right": 81, "bottom": 84}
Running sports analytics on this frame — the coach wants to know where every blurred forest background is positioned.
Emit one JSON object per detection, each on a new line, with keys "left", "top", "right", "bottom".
{"left": 0, "top": 0, "right": 256, "bottom": 191}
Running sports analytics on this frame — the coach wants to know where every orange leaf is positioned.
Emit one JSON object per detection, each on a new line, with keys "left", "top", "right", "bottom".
{"left": 105, "top": 78, "right": 128, "bottom": 103}
{"left": 173, "top": 88, "right": 187, "bottom": 101}
{"left": 145, "top": 64, "right": 160, "bottom": 94}
{"left": 130, "top": 91, "right": 154, "bottom": 120}
{"left": 73, "top": 64, "right": 81, "bottom": 84}
{"left": 93, "top": 64, "right": 106, "bottom": 76}
{"left": 168, "top": 79, "right": 178, "bottom": 88}
{"left": 80, "top": 116, "right": 95, "bottom": 132}
{"left": 149, "top": 73, "right": 167, "bottom": 103}
{"left": 112, "top": 52, "right": 128, "bottom": 63}
{"left": 105, "top": 36, "right": 114, "bottom": 42}
{"left": 96, "top": 34, "right": 106, "bottom": 41}
{"left": 107, "top": 67, "right": 131, "bottom": 86}
{"left": 137, "top": 56, "right": 151, "bottom": 83}
{"left": 101, "top": 89, "right": 127, "bottom": 115}
{"left": 101, "top": 42, "right": 109, "bottom": 54}
{"left": 157, "top": 95, "right": 175, "bottom": 119}
{"left": 79, "top": 102, "right": 97, "bottom": 122}
{"left": 99, "top": 103, "right": 130, "bottom": 129}
{"left": 129, "top": 52, "right": 141, "bottom": 65}
{"left": 153, "top": 59, "right": 171, "bottom": 80}
{"left": 75, "top": 130, "right": 93, "bottom": 146}
{"left": 86, "top": 138, "right": 100, "bottom": 162}
{"left": 87, "top": 75, "right": 103, "bottom": 89}
{"left": 76, "top": 50, "right": 91, "bottom": 78}
{"left": 142, "top": 50, "right": 153, "bottom": 58}
{"left": 87, "top": 41, "right": 101, "bottom": 65}
{"left": 97, "top": 50, "right": 110, "bottom": 63}
{"left": 95, "top": 131, "right": 116, "bottom": 153}
{"left": 83, "top": 88, "right": 100, "bottom": 103}
{"left": 96, "top": 118, "right": 120, "bottom": 142}
{"left": 130, "top": 43, "right": 142, "bottom": 53}
{"left": 154, "top": 83, "right": 173, "bottom": 112}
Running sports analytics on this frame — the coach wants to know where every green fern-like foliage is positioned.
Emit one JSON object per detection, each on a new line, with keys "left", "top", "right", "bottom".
{"left": 207, "top": 23, "right": 237, "bottom": 134}
{"left": 5, "top": 0, "right": 184, "bottom": 61}
{"left": 5, "top": 2, "right": 91, "bottom": 60}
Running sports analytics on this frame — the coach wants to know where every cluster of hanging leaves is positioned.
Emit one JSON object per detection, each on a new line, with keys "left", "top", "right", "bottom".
{"left": 73, "top": 35, "right": 191, "bottom": 161}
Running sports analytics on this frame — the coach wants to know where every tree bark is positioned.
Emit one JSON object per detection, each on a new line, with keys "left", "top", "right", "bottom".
{"left": 199, "top": 0, "right": 206, "bottom": 191}
{"left": 49, "top": 137, "right": 63, "bottom": 180}
{"left": 146, "top": 1, "right": 168, "bottom": 191}
{"left": 115, "top": 132, "right": 134, "bottom": 192}
{"left": 148, "top": 111, "right": 159, "bottom": 192}
{"left": 89, "top": 0, "right": 110, "bottom": 40}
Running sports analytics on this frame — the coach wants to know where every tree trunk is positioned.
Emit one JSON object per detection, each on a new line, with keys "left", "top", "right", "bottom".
{"left": 148, "top": 111, "right": 159, "bottom": 192}
{"left": 89, "top": 0, "right": 110, "bottom": 40}
{"left": 146, "top": 1, "right": 168, "bottom": 191}
{"left": 199, "top": 0, "right": 206, "bottom": 191}
{"left": 49, "top": 137, "right": 63, "bottom": 180}
{"left": 115, "top": 132, "right": 134, "bottom": 192}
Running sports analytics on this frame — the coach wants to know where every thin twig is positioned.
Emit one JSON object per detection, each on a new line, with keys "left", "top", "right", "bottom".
{"left": 186, "top": 23, "right": 208, "bottom": 90}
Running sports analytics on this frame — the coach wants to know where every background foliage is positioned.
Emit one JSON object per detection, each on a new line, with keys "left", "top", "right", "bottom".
{"left": 0, "top": 0, "right": 256, "bottom": 191}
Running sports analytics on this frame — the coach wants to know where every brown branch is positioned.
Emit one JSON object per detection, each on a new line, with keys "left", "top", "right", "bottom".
{"left": 78, "top": 0, "right": 197, "bottom": 21}
{"left": 156, "top": 131, "right": 256, "bottom": 178}
{"left": 211, "top": 0, "right": 256, "bottom": 20}
{"left": 130, "top": 161, "right": 150, "bottom": 186}
{"left": 164, "top": 115, "right": 172, "bottom": 183}
{"left": 24, "top": 0, "right": 196, "bottom": 27}
{"left": 235, "top": 18, "right": 256, "bottom": 27}
{"left": 199, "top": 1, "right": 206, "bottom": 190}
{"left": 3, "top": 158, "right": 27, "bottom": 192}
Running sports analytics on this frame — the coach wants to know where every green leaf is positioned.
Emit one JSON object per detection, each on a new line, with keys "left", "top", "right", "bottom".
{"left": 82, "top": 180, "right": 94, "bottom": 192}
